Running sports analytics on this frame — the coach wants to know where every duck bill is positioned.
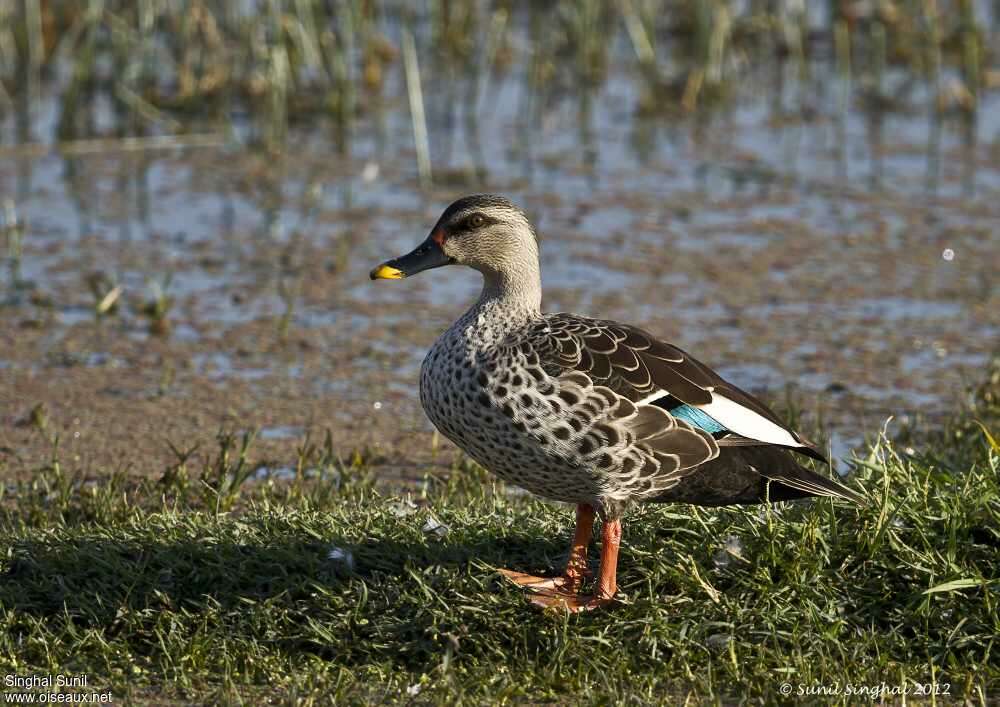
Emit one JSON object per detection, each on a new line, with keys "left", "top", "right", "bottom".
{"left": 370, "top": 236, "right": 452, "bottom": 280}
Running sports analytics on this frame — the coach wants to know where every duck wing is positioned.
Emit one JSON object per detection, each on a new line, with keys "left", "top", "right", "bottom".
{"left": 526, "top": 314, "right": 826, "bottom": 462}
{"left": 495, "top": 317, "right": 719, "bottom": 492}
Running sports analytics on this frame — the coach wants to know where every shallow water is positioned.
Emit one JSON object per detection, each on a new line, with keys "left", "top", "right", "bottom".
{"left": 2, "top": 4, "right": 998, "bottom": 479}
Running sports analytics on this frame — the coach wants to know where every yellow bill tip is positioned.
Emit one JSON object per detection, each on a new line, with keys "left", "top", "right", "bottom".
{"left": 370, "top": 264, "right": 405, "bottom": 280}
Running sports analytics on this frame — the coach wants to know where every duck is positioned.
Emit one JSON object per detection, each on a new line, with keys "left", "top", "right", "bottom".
{"left": 370, "top": 194, "right": 865, "bottom": 612}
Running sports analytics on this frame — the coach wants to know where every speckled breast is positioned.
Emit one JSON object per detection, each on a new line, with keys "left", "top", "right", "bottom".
{"left": 418, "top": 328, "right": 602, "bottom": 504}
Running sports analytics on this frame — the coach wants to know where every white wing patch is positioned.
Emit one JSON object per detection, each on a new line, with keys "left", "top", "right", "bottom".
{"left": 637, "top": 388, "right": 803, "bottom": 449}
{"left": 693, "top": 394, "right": 802, "bottom": 448}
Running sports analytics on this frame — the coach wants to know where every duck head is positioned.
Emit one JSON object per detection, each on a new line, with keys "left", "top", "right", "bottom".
{"left": 370, "top": 194, "right": 538, "bottom": 282}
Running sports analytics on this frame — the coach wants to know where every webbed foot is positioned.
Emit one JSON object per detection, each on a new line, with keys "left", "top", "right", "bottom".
{"left": 496, "top": 568, "right": 586, "bottom": 594}
{"left": 529, "top": 589, "right": 616, "bottom": 613}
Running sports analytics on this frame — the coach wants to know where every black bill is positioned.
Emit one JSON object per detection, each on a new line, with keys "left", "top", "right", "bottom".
{"left": 370, "top": 236, "right": 452, "bottom": 280}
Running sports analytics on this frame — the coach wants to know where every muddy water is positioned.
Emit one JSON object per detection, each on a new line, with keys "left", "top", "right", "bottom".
{"left": 2, "top": 14, "right": 999, "bottom": 483}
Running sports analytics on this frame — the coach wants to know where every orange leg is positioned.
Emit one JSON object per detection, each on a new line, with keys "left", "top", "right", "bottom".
{"left": 498, "top": 504, "right": 595, "bottom": 594}
{"left": 530, "top": 516, "right": 621, "bottom": 612}
{"left": 563, "top": 503, "right": 596, "bottom": 588}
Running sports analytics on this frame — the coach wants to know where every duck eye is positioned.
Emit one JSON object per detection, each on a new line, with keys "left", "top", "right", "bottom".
{"left": 468, "top": 214, "right": 485, "bottom": 229}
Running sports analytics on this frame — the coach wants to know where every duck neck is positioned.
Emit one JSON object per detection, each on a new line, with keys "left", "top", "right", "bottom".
{"left": 462, "top": 258, "right": 542, "bottom": 340}
{"left": 480, "top": 267, "right": 542, "bottom": 313}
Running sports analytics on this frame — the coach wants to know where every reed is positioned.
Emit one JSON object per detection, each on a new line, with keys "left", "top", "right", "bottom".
{"left": 0, "top": 1, "right": 989, "bottom": 152}
{"left": 402, "top": 26, "right": 432, "bottom": 185}
{"left": 3, "top": 198, "right": 24, "bottom": 290}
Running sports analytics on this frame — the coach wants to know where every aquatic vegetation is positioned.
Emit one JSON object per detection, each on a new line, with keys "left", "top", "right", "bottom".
{"left": 276, "top": 271, "right": 300, "bottom": 340}
{"left": 2, "top": 199, "right": 25, "bottom": 293}
{"left": 139, "top": 273, "right": 174, "bottom": 336}
{"left": 86, "top": 271, "right": 122, "bottom": 320}
{"left": 0, "top": 2, "right": 993, "bottom": 158}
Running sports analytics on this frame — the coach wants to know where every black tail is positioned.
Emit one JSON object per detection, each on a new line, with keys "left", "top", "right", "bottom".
{"left": 751, "top": 449, "right": 866, "bottom": 506}
{"left": 649, "top": 444, "right": 867, "bottom": 507}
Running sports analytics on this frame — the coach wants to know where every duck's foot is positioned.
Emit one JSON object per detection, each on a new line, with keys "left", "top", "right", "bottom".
{"left": 522, "top": 515, "right": 622, "bottom": 614}
{"left": 498, "top": 568, "right": 612, "bottom": 611}
{"left": 497, "top": 504, "right": 595, "bottom": 596}
{"left": 496, "top": 568, "right": 584, "bottom": 594}
{"left": 529, "top": 589, "right": 616, "bottom": 613}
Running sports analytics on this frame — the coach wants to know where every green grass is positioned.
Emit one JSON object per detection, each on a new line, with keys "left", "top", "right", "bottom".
{"left": 1, "top": 370, "right": 998, "bottom": 704}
